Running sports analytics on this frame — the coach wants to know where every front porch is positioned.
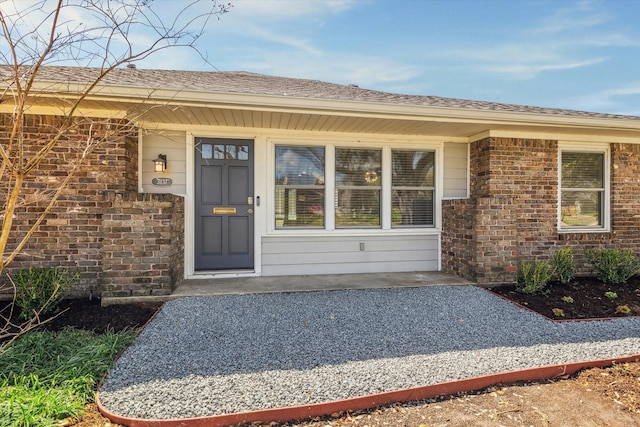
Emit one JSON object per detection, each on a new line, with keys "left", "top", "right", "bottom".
{"left": 101, "top": 271, "right": 473, "bottom": 306}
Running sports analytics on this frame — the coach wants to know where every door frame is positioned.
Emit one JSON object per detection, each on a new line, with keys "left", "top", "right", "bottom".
{"left": 185, "top": 132, "right": 264, "bottom": 279}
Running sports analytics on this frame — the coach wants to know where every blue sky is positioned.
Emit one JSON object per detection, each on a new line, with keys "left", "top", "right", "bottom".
{"left": 9, "top": 0, "right": 640, "bottom": 116}
{"left": 169, "top": 0, "right": 640, "bottom": 116}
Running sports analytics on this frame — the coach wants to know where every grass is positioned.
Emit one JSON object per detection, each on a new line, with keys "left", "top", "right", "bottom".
{"left": 0, "top": 327, "right": 137, "bottom": 427}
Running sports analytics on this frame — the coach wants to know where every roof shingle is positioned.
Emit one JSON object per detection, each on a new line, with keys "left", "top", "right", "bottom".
{"left": 2, "top": 65, "right": 638, "bottom": 121}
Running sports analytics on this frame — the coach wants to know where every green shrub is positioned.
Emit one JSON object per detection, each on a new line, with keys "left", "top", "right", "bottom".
{"left": 14, "top": 267, "right": 78, "bottom": 320}
{"left": 584, "top": 248, "right": 640, "bottom": 284}
{"left": 516, "top": 260, "right": 554, "bottom": 294}
{"left": 551, "top": 247, "right": 575, "bottom": 285}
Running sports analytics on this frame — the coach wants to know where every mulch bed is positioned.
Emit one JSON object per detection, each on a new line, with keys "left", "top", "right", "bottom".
{"left": 489, "top": 276, "right": 640, "bottom": 320}
{"left": 3, "top": 276, "right": 640, "bottom": 336}
{"left": 2, "top": 297, "right": 162, "bottom": 335}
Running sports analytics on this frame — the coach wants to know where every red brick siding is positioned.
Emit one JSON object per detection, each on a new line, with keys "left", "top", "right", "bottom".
{"left": 1, "top": 115, "right": 183, "bottom": 298}
{"left": 443, "top": 137, "right": 640, "bottom": 285}
{"left": 101, "top": 192, "right": 184, "bottom": 298}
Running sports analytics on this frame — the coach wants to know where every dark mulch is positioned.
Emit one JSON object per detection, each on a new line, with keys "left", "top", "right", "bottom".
{"left": 3, "top": 276, "right": 640, "bottom": 337}
{"left": 44, "top": 298, "right": 163, "bottom": 332}
{"left": 489, "top": 276, "right": 640, "bottom": 320}
{"left": 2, "top": 297, "right": 162, "bottom": 335}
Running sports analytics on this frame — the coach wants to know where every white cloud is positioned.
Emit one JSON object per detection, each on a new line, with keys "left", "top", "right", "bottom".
{"left": 564, "top": 83, "right": 640, "bottom": 115}
{"left": 486, "top": 57, "right": 607, "bottom": 80}
{"left": 227, "top": 0, "right": 357, "bottom": 20}
{"left": 227, "top": 46, "right": 419, "bottom": 88}
{"left": 428, "top": 1, "right": 638, "bottom": 81}
{"left": 529, "top": 0, "right": 607, "bottom": 35}
{"left": 241, "top": 24, "right": 322, "bottom": 55}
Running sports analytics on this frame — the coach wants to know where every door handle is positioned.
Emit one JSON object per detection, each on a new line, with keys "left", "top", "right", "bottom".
{"left": 247, "top": 209, "right": 254, "bottom": 214}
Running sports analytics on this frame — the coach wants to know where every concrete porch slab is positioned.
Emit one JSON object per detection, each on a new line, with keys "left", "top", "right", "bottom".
{"left": 101, "top": 272, "right": 473, "bottom": 306}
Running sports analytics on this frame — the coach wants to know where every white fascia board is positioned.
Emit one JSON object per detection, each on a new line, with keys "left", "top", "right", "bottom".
{"left": 470, "top": 129, "right": 640, "bottom": 144}
{"left": 0, "top": 103, "right": 126, "bottom": 119}
{"left": 29, "top": 81, "right": 640, "bottom": 132}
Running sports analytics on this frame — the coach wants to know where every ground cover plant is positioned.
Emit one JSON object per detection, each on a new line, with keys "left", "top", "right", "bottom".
{"left": 0, "top": 327, "right": 136, "bottom": 426}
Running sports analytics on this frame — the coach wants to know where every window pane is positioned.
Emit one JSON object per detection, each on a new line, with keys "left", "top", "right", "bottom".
{"left": 214, "top": 144, "right": 225, "bottom": 159}
{"left": 275, "top": 146, "right": 325, "bottom": 228}
{"left": 562, "top": 152, "right": 604, "bottom": 188}
{"left": 237, "top": 145, "right": 249, "bottom": 160}
{"left": 335, "top": 148, "right": 381, "bottom": 227}
{"left": 392, "top": 150, "right": 435, "bottom": 226}
{"left": 561, "top": 190, "right": 602, "bottom": 227}
{"left": 336, "top": 189, "right": 380, "bottom": 227}
{"left": 392, "top": 190, "right": 434, "bottom": 226}
{"left": 275, "top": 188, "right": 325, "bottom": 227}
{"left": 392, "top": 150, "right": 434, "bottom": 187}
{"left": 336, "top": 149, "right": 381, "bottom": 186}
{"left": 276, "top": 146, "right": 325, "bottom": 185}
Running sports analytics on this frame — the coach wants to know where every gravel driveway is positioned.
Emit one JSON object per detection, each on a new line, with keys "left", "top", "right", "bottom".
{"left": 98, "top": 286, "right": 640, "bottom": 420}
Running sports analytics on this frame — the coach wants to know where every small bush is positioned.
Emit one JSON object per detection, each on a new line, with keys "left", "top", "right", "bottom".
{"left": 14, "top": 267, "right": 78, "bottom": 320}
{"left": 551, "top": 247, "right": 575, "bottom": 285}
{"left": 615, "top": 305, "right": 632, "bottom": 315}
{"left": 585, "top": 248, "right": 640, "bottom": 285}
{"left": 516, "top": 260, "right": 554, "bottom": 294}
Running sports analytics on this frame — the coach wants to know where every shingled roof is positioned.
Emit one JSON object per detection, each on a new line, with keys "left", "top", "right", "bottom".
{"left": 3, "top": 65, "right": 639, "bottom": 121}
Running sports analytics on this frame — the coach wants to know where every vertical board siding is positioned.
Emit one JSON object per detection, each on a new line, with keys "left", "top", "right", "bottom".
{"left": 443, "top": 142, "right": 468, "bottom": 198}
{"left": 261, "top": 235, "right": 438, "bottom": 276}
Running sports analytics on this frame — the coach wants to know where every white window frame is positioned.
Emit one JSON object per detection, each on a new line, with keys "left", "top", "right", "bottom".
{"left": 391, "top": 149, "right": 436, "bottom": 228}
{"left": 558, "top": 142, "right": 610, "bottom": 233}
{"left": 268, "top": 138, "right": 442, "bottom": 234}
{"left": 335, "top": 146, "right": 383, "bottom": 229}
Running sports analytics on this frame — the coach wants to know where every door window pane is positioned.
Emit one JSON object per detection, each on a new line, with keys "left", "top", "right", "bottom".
{"left": 392, "top": 150, "right": 435, "bottom": 226}
{"left": 214, "top": 144, "right": 225, "bottom": 159}
{"left": 275, "top": 146, "right": 325, "bottom": 228}
{"left": 335, "top": 148, "right": 381, "bottom": 227}
{"left": 201, "top": 144, "right": 213, "bottom": 159}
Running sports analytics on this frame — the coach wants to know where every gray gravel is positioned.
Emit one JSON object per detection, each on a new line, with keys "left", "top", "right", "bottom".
{"left": 99, "top": 286, "right": 640, "bottom": 420}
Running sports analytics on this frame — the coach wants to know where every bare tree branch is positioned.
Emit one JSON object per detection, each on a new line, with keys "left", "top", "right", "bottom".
{"left": 0, "top": 0, "right": 230, "bottom": 343}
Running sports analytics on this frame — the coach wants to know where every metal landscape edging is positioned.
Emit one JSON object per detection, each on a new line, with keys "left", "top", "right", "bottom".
{"left": 96, "top": 354, "right": 640, "bottom": 427}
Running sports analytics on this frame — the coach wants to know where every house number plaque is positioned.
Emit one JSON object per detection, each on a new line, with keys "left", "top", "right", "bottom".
{"left": 152, "top": 177, "right": 173, "bottom": 186}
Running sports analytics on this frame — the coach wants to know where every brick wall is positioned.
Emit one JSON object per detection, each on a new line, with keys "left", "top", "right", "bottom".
{"left": 101, "top": 192, "right": 184, "bottom": 298}
{"left": 1, "top": 115, "right": 132, "bottom": 295}
{"left": 1, "top": 114, "right": 183, "bottom": 299}
{"left": 443, "top": 137, "right": 640, "bottom": 285}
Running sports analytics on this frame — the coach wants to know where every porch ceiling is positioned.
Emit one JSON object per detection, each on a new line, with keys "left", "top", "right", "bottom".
{"left": 118, "top": 101, "right": 640, "bottom": 140}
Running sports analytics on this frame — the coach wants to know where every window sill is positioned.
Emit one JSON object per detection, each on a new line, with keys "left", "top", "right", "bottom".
{"left": 268, "top": 228, "right": 441, "bottom": 237}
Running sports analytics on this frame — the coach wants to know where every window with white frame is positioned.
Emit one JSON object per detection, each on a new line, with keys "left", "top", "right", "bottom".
{"left": 274, "top": 143, "right": 438, "bottom": 230}
{"left": 275, "top": 146, "right": 325, "bottom": 228}
{"left": 559, "top": 147, "right": 609, "bottom": 231}
{"left": 392, "top": 150, "right": 435, "bottom": 227}
{"left": 335, "top": 148, "right": 382, "bottom": 228}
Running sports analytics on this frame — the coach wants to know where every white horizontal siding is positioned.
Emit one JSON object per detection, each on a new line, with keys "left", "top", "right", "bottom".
{"left": 261, "top": 235, "right": 438, "bottom": 276}
{"left": 141, "top": 130, "right": 187, "bottom": 195}
{"left": 443, "top": 142, "right": 468, "bottom": 198}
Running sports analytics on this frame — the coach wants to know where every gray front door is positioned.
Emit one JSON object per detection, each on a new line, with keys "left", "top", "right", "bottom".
{"left": 195, "top": 138, "right": 254, "bottom": 270}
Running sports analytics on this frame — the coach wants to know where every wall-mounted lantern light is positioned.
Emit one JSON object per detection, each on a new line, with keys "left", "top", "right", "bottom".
{"left": 154, "top": 154, "right": 167, "bottom": 173}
